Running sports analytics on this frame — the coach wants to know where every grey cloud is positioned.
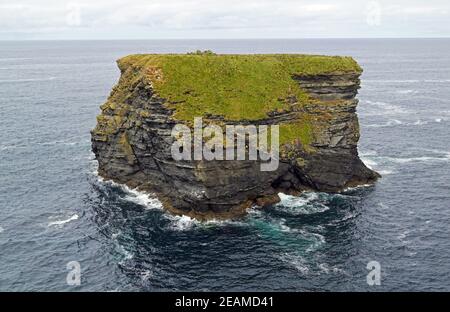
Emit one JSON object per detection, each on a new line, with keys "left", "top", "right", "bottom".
{"left": 0, "top": 0, "right": 449, "bottom": 39}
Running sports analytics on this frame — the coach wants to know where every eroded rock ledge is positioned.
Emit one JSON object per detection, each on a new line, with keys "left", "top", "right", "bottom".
{"left": 91, "top": 53, "right": 379, "bottom": 220}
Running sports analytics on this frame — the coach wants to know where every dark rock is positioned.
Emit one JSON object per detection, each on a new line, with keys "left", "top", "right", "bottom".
{"left": 91, "top": 59, "right": 379, "bottom": 220}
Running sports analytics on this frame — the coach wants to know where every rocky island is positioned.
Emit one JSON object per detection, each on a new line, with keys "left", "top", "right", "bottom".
{"left": 91, "top": 52, "right": 379, "bottom": 220}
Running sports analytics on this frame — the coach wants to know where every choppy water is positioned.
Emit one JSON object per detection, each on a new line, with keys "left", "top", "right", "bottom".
{"left": 0, "top": 39, "right": 449, "bottom": 291}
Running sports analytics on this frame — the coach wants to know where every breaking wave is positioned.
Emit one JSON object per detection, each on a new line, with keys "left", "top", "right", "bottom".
{"left": 364, "top": 79, "right": 450, "bottom": 83}
{"left": 95, "top": 172, "right": 163, "bottom": 210}
{"left": 164, "top": 214, "right": 199, "bottom": 231}
{"left": 377, "top": 154, "right": 450, "bottom": 164}
{"left": 277, "top": 253, "right": 345, "bottom": 276}
{"left": 362, "top": 100, "right": 410, "bottom": 116}
{"left": 318, "top": 263, "right": 347, "bottom": 275}
{"left": 0, "top": 77, "right": 56, "bottom": 83}
{"left": 48, "top": 214, "right": 79, "bottom": 227}
{"left": 0, "top": 57, "right": 31, "bottom": 61}
{"left": 121, "top": 188, "right": 163, "bottom": 210}
{"left": 396, "top": 89, "right": 419, "bottom": 94}
{"left": 277, "top": 253, "right": 310, "bottom": 274}
{"left": 359, "top": 150, "right": 377, "bottom": 156}
{"left": 361, "top": 157, "right": 377, "bottom": 169}
{"left": 275, "top": 193, "right": 330, "bottom": 215}
{"left": 115, "top": 242, "right": 134, "bottom": 264}
{"left": 366, "top": 118, "right": 447, "bottom": 128}
{"left": 366, "top": 119, "right": 403, "bottom": 127}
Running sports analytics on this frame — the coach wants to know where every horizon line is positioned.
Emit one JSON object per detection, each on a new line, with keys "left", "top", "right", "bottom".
{"left": 1, "top": 37, "right": 450, "bottom": 41}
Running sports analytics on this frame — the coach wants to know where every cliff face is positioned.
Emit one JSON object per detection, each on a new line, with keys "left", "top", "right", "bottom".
{"left": 91, "top": 54, "right": 379, "bottom": 220}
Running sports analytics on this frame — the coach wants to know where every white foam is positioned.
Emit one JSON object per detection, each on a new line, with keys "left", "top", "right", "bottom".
{"left": 361, "top": 157, "right": 377, "bottom": 169}
{"left": 359, "top": 150, "right": 378, "bottom": 156}
{"left": 117, "top": 243, "right": 133, "bottom": 262}
{"left": 1, "top": 139, "right": 88, "bottom": 150}
{"left": 412, "top": 119, "right": 428, "bottom": 126}
{"left": 0, "top": 226, "right": 4, "bottom": 233}
{"left": 269, "top": 219, "right": 325, "bottom": 248}
{"left": 37, "top": 139, "right": 87, "bottom": 146}
{"left": 378, "top": 170, "right": 394, "bottom": 175}
{"left": 366, "top": 119, "right": 403, "bottom": 128}
{"left": 0, "top": 144, "right": 27, "bottom": 151}
{"left": 247, "top": 206, "right": 264, "bottom": 216}
{"left": 110, "top": 231, "right": 134, "bottom": 263}
{"left": 365, "top": 79, "right": 421, "bottom": 83}
{"left": 423, "top": 79, "right": 450, "bottom": 83}
{"left": 326, "top": 210, "right": 358, "bottom": 226}
{"left": 48, "top": 214, "right": 79, "bottom": 227}
{"left": 366, "top": 79, "right": 450, "bottom": 83}
{"left": 0, "top": 57, "right": 31, "bottom": 61}
{"left": 95, "top": 174, "right": 163, "bottom": 210}
{"left": 318, "top": 263, "right": 346, "bottom": 275}
{"left": 318, "top": 263, "right": 330, "bottom": 273}
{"left": 381, "top": 155, "right": 450, "bottom": 164}
{"left": 166, "top": 215, "right": 199, "bottom": 231}
{"left": 396, "top": 89, "right": 418, "bottom": 94}
{"left": 363, "top": 100, "right": 409, "bottom": 116}
{"left": 420, "top": 148, "right": 450, "bottom": 156}
{"left": 140, "top": 270, "right": 153, "bottom": 281}
{"left": 165, "top": 215, "right": 246, "bottom": 231}
{"left": 342, "top": 184, "right": 373, "bottom": 192}
{"left": 272, "top": 218, "right": 294, "bottom": 233}
{"left": 397, "top": 230, "right": 411, "bottom": 245}
{"left": 203, "top": 218, "right": 248, "bottom": 227}
{"left": 302, "top": 230, "right": 326, "bottom": 252}
{"left": 366, "top": 149, "right": 450, "bottom": 166}
{"left": 397, "top": 230, "right": 409, "bottom": 240}
{"left": 97, "top": 172, "right": 247, "bottom": 227}
{"left": 276, "top": 193, "right": 329, "bottom": 215}
{"left": 378, "top": 202, "right": 389, "bottom": 209}
{"left": 122, "top": 188, "right": 163, "bottom": 210}
{"left": 0, "top": 77, "right": 56, "bottom": 83}
{"left": 390, "top": 118, "right": 448, "bottom": 127}
{"left": 278, "top": 192, "right": 317, "bottom": 206}
{"left": 341, "top": 210, "right": 360, "bottom": 222}
{"left": 277, "top": 253, "right": 310, "bottom": 274}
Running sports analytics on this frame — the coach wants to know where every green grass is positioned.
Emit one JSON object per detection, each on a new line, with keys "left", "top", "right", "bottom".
{"left": 103, "top": 53, "right": 361, "bottom": 148}
{"left": 279, "top": 120, "right": 313, "bottom": 147}
{"left": 117, "top": 53, "right": 361, "bottom": 121}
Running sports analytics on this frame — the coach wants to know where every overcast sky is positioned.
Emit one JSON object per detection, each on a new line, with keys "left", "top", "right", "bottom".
{"left": 1, "top": 0, "right": 449, "bottom": 40}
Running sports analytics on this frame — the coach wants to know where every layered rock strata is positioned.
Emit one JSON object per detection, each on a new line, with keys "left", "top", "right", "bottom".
{"left": 91, "top": 54, "right": 379, "bottom": 220}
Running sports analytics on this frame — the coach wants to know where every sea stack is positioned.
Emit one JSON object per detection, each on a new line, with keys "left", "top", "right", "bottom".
{"left": 91, "top": 52, "right": 379, "bottom": 220}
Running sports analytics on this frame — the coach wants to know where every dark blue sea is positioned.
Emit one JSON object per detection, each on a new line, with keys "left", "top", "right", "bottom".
{"left": 0, "top": 39, "right": 449, "bottom": 291}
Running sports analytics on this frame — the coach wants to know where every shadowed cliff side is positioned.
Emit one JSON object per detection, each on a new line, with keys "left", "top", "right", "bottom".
{"left": 91, "top": 53, "right": 379, "bottom": 220}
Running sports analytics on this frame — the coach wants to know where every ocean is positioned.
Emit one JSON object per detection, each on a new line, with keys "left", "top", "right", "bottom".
{"left": 0, "top": 39, "right": 449, "bottom": 291}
